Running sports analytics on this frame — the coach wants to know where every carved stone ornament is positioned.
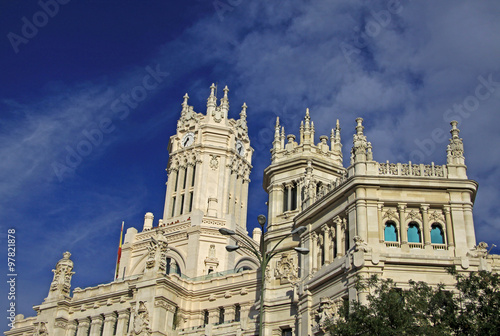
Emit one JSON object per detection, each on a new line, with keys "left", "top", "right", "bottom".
{"left": 383, "top": 209, "right": 398, "bottom": 221}
{"left": 312, "top": 297, "right": 341, "bottom": 333}
{"left": 50, "top": 251, "right": 75, "bottom": 296}
{"left": 274, "top": 253, "right": 299, "bottom": 284}
{"left": 406, "top": 209, "right": 422, "bottom": 222}
{"left": 353, "top": 236, "right": 371, "bottom": 253}
{"left": 467, "top": 242, "right": 489, "bottom": 258}
{"left": 130, "top": 301, "right": 152, "bottom": 336}
{"left": 428, "top": 210, "right": 445, "bottom": 222}
{"left": 145, "top": 231, "right": 169, "bottom": 271}
{"left": 34, "top": 322, "right": 49, "bottom": 336}
{"left": 210, "top": 155, "right": 219, "bottom": 170}
{"left": 212, "top": 106, "right": 223, "bottom": 123}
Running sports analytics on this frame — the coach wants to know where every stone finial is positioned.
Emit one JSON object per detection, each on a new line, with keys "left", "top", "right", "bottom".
{"left": 450, "top": 120, "right": 460, "bottom": 138}
{"left": 351, "top": 117, "right": 369, "bottom": 164}
{"left": 241, "top": 102, "right": 247, "bottom": 116}
{"left": 144, "top": 212, "right": 154, "bottom": 231}
{"left": 182, "top": 93, "right": 189, "bottom": 106}
{"left": 304, "top": 108, "right": 311, "bottom": 131}
{"left": 210, "top": 83, "right": 216, "bottom": 97}
{"left": 273, "top": 117, "right": 281, "bottom": 146}
{"left": 223, "top": 85, "right": 229, "bottom": 98}
{"left": 47, "top": 251, "right": 75, "bottom": 301}
{"left": 355, "top": 117, "right": 364, "bottom": 135}
{"left": 447, "top": 120, "right": 465, "bottom": 167}
{"left": 207, "top": 83, "right": 217, "bottom": 109}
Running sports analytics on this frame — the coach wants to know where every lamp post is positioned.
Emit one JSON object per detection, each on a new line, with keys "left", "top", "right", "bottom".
{"left": 220, "top": 214, "right": 309, "bottom": 336}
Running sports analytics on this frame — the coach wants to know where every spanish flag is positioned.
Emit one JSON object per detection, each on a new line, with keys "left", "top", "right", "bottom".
{"left": 115, "top": 221, "right": 124, "bottom": 279}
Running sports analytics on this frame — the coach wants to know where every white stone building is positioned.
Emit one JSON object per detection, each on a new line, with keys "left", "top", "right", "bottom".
{"left": 6, "top": 85, "right": 500, "bottom": 336}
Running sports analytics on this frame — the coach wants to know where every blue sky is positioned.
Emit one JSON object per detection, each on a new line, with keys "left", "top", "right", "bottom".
{"left": 1, "top": 0, "right": 500, "bottom": 330}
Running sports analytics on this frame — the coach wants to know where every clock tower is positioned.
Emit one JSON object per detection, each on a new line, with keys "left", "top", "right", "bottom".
{"left": 160, "top": 84, "right": 255, "bottom": 277}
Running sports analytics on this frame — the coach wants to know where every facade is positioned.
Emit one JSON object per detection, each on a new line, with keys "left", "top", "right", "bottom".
{"left": 6, "top": 86, "right": 500, "bottom": 336}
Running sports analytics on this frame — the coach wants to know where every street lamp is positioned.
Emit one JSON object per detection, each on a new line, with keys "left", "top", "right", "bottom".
{"left": 219, "top": 215, "right": 309, "bottom": 336}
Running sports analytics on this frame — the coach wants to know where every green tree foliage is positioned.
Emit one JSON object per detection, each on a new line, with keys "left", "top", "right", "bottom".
{"left": 326, "top": 269, "right": 500, "bottom": 336}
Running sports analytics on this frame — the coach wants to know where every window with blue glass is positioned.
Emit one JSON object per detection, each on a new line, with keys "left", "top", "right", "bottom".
{"left": 384, "top": 221, "right": 398, "bottom": 242}
{"left": 407, "top": 222, "right": 421, "bottom": 243}
{"left": 430, "top": 223, "right": 445, "bottom": 244}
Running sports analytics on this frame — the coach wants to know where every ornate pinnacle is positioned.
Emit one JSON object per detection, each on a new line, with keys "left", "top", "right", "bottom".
{"left": 183, "top": 93, "right": 189, "bottom": 105}
{"left": 335, "top": 119, "right": 341, "bottom": 142}
{"left": 223, "top": 85, "right": 229, "bottom": 98}
{"left": 207, "top": 83, "right": 217, "bottom": 108}
{"left": 355, "top": 117, "right": 364, "bottom": 135}
{"left": 241, "top": 102, "right": 248, "bottom": 115}
{"left": 450, "top": 120, "right": 460, "bottom": 138}
{"left": 304, "top": 108, "right": 311, "bottom": 130}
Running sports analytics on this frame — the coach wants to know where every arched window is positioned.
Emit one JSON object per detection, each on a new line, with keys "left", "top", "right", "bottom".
{"left": 431, "top": 223, "right": 445, "bottom": 244}
{"left": 384, "top": 221, "right": 398, "bottom": 242}
{"left": 236, "top": 266, "right": 252, "bottom": 273}
{"left": 166, "top": 258, "right": 181, "bottom": 276}
{"left": 218, "top": 307, "right": 225, "bottom": 324}
{"left": 407, "top": 222, "right": 421, "bottom": 243}
{"left": 234, "top": 304, "right": 241, "bottom": 322}
{"left": 203, "top": 310, "right": 209, "bottom": 326}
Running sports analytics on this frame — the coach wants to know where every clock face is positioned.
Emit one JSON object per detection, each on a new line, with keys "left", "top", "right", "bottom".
{"left": 236, "top": 140, "right": 245, "bottom": 156}
{"left": 182, "top": 133, "right": 195, "bottom": 148}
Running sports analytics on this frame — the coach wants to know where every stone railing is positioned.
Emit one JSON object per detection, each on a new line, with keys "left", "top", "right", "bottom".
{"left": 378, "top": 161, "right": 447, "bottom": 178}
{"left": 301, "top": 175, "right": 349, "bottom": 210}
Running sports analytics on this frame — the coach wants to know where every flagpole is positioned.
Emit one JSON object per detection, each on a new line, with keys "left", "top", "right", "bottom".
{"left": 115, "top": 221, "right": 124, "bottom": 279}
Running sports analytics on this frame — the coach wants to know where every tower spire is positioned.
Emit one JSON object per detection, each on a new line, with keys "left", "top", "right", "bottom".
{"left": 206, "top": 83, "right": 217, "bottom": 115}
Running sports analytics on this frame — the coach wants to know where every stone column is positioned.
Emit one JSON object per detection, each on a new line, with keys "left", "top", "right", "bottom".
{"left": 443, "top": 206, "right": 454, "bottom": 246}
{"left": 322, "top": 225, "right": 331, "bottom": 264}
{"left": 183, "top": 163, "right": 194, "bottom": 213}
{"left": 286, "top": 183, "right": 293, "bottom": 211}
{"left": 377, "top": 203, "right": 384, "bottom": 243}
{"left": 222, "top": 161, "right": 231, "bottom": 214}
{"left": 65, "top": 320, "right": 77, "bottom": 336}
{"left": 269, "top": 184, "right": 284, "bottom": 220}
{"left": 297, "top": 180, "right": 303, "bottom": 211}
{"left": 335, "top": 218, "right": 343, "bottom": 257}
{"left": 53, "top": 319, "right": 68, "bottom": 336}
{"left": 89, "top": 315, "right": 103, "bottom": 336}
{"left": 311, "top": 232, "right": 318, "bottom": 272}
{"left": 225, "top": 305, "right": 236, "bottom": 322}
{"left": 463, "top": 204, "right": 476, "bottom": 249}
{"left": 421, "top": 204, "right": 431, "bottom": 246}
{"left": 164, "top": 168, "right": 178, "bottom": 219}
{"left": 209, "top": 308, "right": 219, "bottom": 325}
{"left": 240, "top": 178, "right": 250, "bottom": 228}
{"left": 115, "top": 309, "right": 130, "bottom": 336}
{"left": 102, "top": 313, "right": 117, "bottom": 335}
{"left": 228, "top": 169, "right": 237, "bottom": 214}
{"left": 398, "top": 203, "right": 407, "bottom": 244}
{"left": 355, "top": 190, "right": 367, "bottom": 242}
{"left": 75, "top": 319, "right": 90, "bottom": 336}
{"left": 174, "top": 166, "right": 186, "bottom": 216}
{"left": 234, "top": 174, "right": 243, "bottom": 222}
{"left": 152, "top": 301, "right": 168, "bottom": 332}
